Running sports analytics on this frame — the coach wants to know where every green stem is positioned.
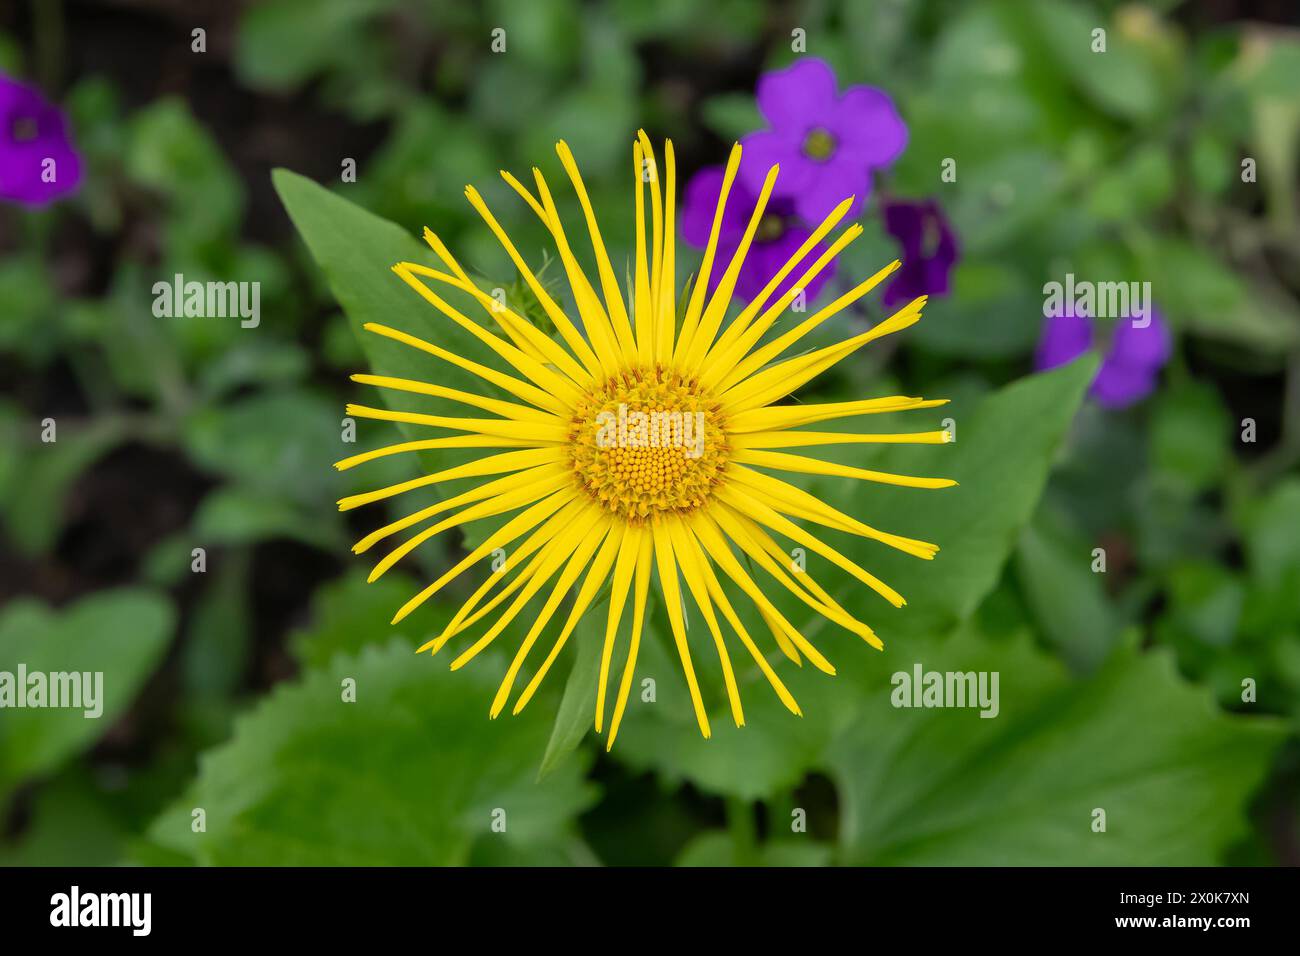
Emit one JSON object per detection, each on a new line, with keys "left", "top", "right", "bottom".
{"left": 726, "top": 796, "right": 757, "bottom": 865}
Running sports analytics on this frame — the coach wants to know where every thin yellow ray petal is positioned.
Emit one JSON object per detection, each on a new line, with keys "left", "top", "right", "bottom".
{"left": 607, "top": 528, "right": 654, "bottom": 749}
{"left": 371, "top": 468, "right": 573, "bottom": 585}
{"left": 423, "top": 499, "right": 590, "bottom": 654}
{"left": 350, "top": 373, "right": 560, "bottom": 424}
{"left": 411, "top": 242, "right": 593, "bottom": 387}
{"left": 338, "top": 448, "right": 565, "bottom": 512}
{"left": 363, "top": 322, "right": 567, "bottom": 415}
{"left": 401, "top": 255, "right": 549, "bottom": 366}
{"left": 635, "top": 130, "right": 663, "bottom": 327}
{"left": 732, "top": 509, "right": 880, "bottom": 620}
{"left": 530, "top": 168, "right": 623, "bottom": 375}
{"left": 334, "top": 434, "right": 535, "bottom": 472}
{"left": 688, "top": 509, "right": 835, "bottom": 674}
{"left": 400, "top": 489, "right": 576, "bottom": 630}
{"left": 680, "top": 163, "right": 782, "bottom": 370}
{"left": 679, "top": 516, "right": 802, "bottom": 715}
{"left": 707, "top": 507, "right": 882, "bottom": 649}
{"left": 728, "top": 396, "right": 948, "bottom": 433}
{"left": 728, "top": 465, "right": 940, "bottom": 559}
{"left": 651, "top": 518, "right": 710, "bottom": 738}
{"left": 721, "top": 296, "right": 927, "bottom": 414}
{"left": 632, "top": 140, "right": 654, "bottom": 366}
{"left": 441, "top": 504, "right": 603, "bottom": 650}
{"left": 655, "top": 139, "right": 677, "bottom": 364}
{"left": 734, "top": 448, "right": 956, "bottom": 490}
{"left": 393, "top": 263, "right": 585, "bottom": 407}
{"left": 699, "top": 194, "right": 858, "bottom": 381}
{"left": 490, "top": 514, "right": 613, "bottom": 717}
{"left": 700, "top": 223, "right": 863, "bottom": 388}
{"left": 753, "top": 603, "right": 802, "bottom": 664}
{"left": 596, "top": 522, "right": 642, "bottom": 733}
{"left": 449, "top": 505, "right": 606, "bottom": 670}
{"left": 714, "top": 259, "right": 900, "bottom": 392}
{"left": 353, "top": 467, "right": 562, "bottom": 556}
{"left": 732, "top": 429, "right": 954, "bottom": 449}
{"left": 675, "top": 143, "right": 743, "bottom": 360}
{"left": 512, "top": 520, "right": 626, "bottom": 715}
{"left": 554, "top": 141, "right": 637, "bottom": 358}
{"left": 462, "top": 185, "right": 605, "bottom": 379}
{"left": 666, "top": 517, "right": 744, "bottom": 728}
{"left": 714, "top": 487, "right": 905, "bottom": 607}
{"left": 344, "top": 404, "right": 569, "bottom": 442}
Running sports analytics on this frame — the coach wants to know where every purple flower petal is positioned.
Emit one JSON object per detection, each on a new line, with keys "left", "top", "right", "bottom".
{"left": 681, "top": 166, "right": 750, "bottom": 247}
{"left": 756, "top": 58, "right": 838, "bottom": 132}
{"left": 791, "top": 154, "right": 867, "bottom": 223}
{"left": 881, "top": 199, "right": 959, "bottom": 307}
{"left": 0, "top": 75, "right": 82, "bottom": 206}
{"left": 738, "top": 129, "right": 815, "bottom": 196}
{"left": 732, "top": 225, "right": 835, "bottom": 304}
{"left": 827, "top": 86, "right": 908, "bottom": 167}
{"left": 1109, "top": 307, "right": 1171, "bottom": 370}
{"left": 1035, "top": 309, "right": 1093, "bottom": 372}
{"left": 1090, "top": 358, "right": 1158, "bottom": 409}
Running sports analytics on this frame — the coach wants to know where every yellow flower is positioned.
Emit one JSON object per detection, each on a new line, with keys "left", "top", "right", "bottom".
{"left": 335, "top": 132, "right": 952, "bottom": 748}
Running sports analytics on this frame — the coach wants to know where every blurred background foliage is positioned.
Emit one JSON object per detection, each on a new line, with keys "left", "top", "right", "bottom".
{"left": 1, "top": 0, "right": 1299, "bottom": 866}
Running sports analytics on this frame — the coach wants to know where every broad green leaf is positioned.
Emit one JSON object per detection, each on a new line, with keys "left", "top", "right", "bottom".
{"left": 537, "top": 606, "right": 604, "bottom": 779}
{"left": 831, "top": 356, "right": 1098, "bottom": 639}
{"left": 146, "top": 641, "right": 595, "bottom": 865}
{"left": 614, "top": 361, "right": 1100, "bottom": 797}
{"left": 827, "top": 627, "right": 1283, "bottom": 865}
{"left": 273, "top": 169, "right": 522, "bottom": 534}
{"left": 289, "top": 568, "right": 452, "bottom": 670}
{"left": 1015, "top": 506, "right": 1120, "bottom": 674}
{"left": 0, "top": 589, "right": 175, "bottom": 797}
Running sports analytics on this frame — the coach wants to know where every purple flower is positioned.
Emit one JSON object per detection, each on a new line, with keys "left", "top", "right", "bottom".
{"left": 1035, "top": 306, "right": 1172, "bottom": 409}
{"left": 681, "top": 164, "right": 836, "bottom": 305}
{"left": 740, "top": 58, "right": 906, "bottom": 223}
{"left": 0, "top": 74, "right": 82, "bottom": 206}
{"left": 881, "top": 198, "right": 959, "bottom": 308}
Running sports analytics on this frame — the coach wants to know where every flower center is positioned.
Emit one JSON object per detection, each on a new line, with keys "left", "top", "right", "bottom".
{"left": 569, "top": 366, "right": 728, "bottom": 520}
{"left": 756, "top": 212, "right": 787, "bottom": 243}
{"left": 802, "top": 127, "right": 837, "bottom": 161}
{"left": 10, "top": 115, "right": 39, "bottom": 143}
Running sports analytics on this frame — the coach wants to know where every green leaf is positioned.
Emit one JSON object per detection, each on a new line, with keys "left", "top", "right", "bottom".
{"left": 827, "top": 628, "right": 1283, "bottom": 865}
{"left": 0, "top": 589, "right": 175, "bottom": 797}
{"left": 834, "top": 356, "right": 1099, "bottom": 639}
{"left": 1014, "top": 507, "right": 1121, "bottom": 673}
{"left": 0, "top": 416, "right": 128, "bottom": 556}
{"left": 1029, "top": 0, "right": 1162, "bottom": 122}
{"left": 146, "top": 641, "right": 595, "bottom": 865}
{"left": 537, "top": 599, "right": 609, "bottom": 779}
{"left": 613, "top": 361, "right": 1100, "bottom": 798}
{"left": 290, "top": 568, "right": 452, "bottom": 670}
{"left": 273, "top": 169, "right": 518, "bottom": 525}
